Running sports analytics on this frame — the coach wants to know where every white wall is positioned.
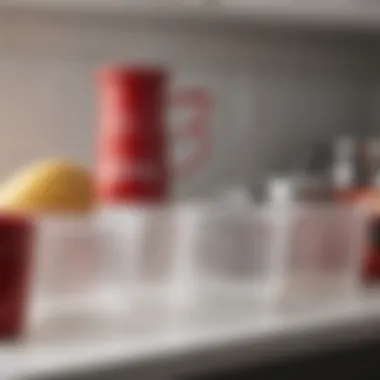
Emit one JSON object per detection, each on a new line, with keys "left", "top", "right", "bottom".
{"left": 0, "top": 13, "right": 376, "bottom": 198}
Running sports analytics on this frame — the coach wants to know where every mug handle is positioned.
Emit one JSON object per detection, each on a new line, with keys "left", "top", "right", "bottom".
{"left": 171, "top": 87, "right": 212, "bottom": 178}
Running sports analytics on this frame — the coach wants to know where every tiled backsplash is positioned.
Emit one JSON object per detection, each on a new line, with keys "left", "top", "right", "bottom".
{"left": 0, "top": 13, "right": 377, "bottom": 197}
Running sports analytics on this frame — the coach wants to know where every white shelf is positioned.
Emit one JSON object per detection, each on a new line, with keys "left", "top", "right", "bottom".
{"left": 2, "top": 293, "right": 380, "bottom": 379}
{"left": 2, "top": 0, "right": 380, "bottom": 29}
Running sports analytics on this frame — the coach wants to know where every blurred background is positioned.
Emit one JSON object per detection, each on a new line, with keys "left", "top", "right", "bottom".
{"left": 1, "top": 2, "right": 380, "bottom": 380}
{"left": 1, "top": 1, "right": 379, "bottom": 198}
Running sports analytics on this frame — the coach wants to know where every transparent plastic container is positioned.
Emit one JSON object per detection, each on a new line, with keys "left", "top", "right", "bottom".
{"left": 283, "top": 203, "right": 368, "bottom": 307}
{"left": 27, "top": 215, "right": 126, "bottom": 339}
{"left": 26, "top": 202, "right": 367, "bottom": 334}
{"left": 131, "top": 207, "right": 179, "bottom": 311}
{"left": 175, "top": 202, "right": 289, "bottom": 314}
{"left": 98, "top": 206, "right": 184, "bottom": 325}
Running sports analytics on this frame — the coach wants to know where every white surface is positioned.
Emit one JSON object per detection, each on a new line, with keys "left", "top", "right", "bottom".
{"left": 2, "top": 293, "right": 380, "bottom": 379}
{"left": 3, "top": 0, "right": 380, "bottom": 29}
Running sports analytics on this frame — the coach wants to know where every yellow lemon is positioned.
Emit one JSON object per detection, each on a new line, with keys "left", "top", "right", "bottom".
{"left": 0, "top": 159, "right": 94, "bottom": 213}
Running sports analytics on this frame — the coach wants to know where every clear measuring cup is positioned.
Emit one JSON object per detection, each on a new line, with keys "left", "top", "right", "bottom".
{"left": 27, "top": 214, "right": 126, "bottom": 339}
{"left": 283, "top": 202, "right": 367, "bottom": 307}
{"left": 174, "top": 201, "right": 289, "bottom": 316}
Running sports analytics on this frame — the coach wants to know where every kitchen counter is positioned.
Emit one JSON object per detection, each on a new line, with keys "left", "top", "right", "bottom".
{"left": 2, "top": 291, "right": 380, "bottom": 379}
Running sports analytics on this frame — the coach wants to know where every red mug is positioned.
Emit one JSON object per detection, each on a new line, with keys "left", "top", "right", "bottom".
{"left": 97, "top": 66, "right": 212, "bottom": 205}
{"left": 0, "top": 213, "right": 33, "bottom": 339}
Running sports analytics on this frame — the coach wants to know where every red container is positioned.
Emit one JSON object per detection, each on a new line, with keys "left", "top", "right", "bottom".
{"left": 0, "top": 214, "right": 33, "bottom": 339}
{"left": 97, "top": 66, "right": 169, "bottom": 204}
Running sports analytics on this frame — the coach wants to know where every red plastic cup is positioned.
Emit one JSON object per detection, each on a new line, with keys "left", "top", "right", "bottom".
{"left": 0, "top": 213, "right": 33, "bottom": 339}
{"left": 97, "top": 66, "right": 169, "bottom": 204}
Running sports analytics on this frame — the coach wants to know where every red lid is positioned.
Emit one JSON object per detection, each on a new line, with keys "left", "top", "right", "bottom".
{"left": 0, "top": 210, "right": 32, "bottom": 227}
{"left": 98, "top": 65, "right": 167, "bottom": 83}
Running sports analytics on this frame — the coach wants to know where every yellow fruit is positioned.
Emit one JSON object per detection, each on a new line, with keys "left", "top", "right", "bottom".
{"left": 0, "top": 159, "right": 94, "bottom": 213}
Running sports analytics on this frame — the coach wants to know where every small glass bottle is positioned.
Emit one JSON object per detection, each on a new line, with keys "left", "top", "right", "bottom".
{"left": 332, "top": 137, "right": 380, "bottom": 282}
